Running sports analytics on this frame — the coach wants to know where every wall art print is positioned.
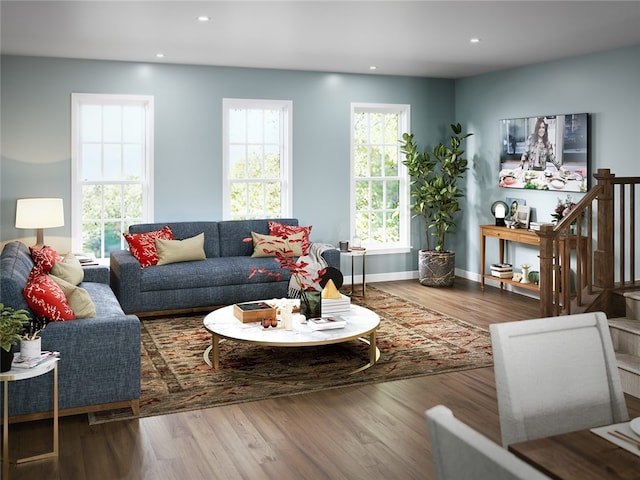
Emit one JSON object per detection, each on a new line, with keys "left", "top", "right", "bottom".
{"left": 499, "top": 113, "right": 589, "bottom": 192}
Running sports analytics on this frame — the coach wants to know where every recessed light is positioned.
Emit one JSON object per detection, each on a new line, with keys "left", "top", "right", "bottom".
{"left": 369, "top": 66, "right": 377, "bottom": 71}
{"left": 156, "top": 53, "right": 166, "bottom": 58}
{"left": 470, "top": 38, "right": 481, "bottom": 44}
{"left": 197, "top": 15, "right": 211, "bottom": 22}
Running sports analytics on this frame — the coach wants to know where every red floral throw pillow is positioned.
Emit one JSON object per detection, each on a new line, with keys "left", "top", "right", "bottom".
{"left": 30, "top": 245, "right": 63, "bottom": 274}
{"left": 268, "top": 221, "right": 312, "bottom": 255}
{"left": 123, "top": 225, "right": 174, "bottom": 268}
{"left": 23, "top": 272, "right": 75, "bottom": 321}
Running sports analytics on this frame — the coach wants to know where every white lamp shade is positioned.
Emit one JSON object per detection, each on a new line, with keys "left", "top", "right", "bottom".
{"left": 15, "top": 198, "right": 65, "bottom": 229}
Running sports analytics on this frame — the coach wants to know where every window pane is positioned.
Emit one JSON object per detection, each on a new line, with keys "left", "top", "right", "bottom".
{"left": 104, "top": 221, "right": 122, "bottom": 256}
{"left": 81, "top": 105, "right": 102, "bottom": 143}
{"left": 123, "top": 184, "right": 143, "bottom": 219}
{"left": 103, "top": 144, "right": 122, "bottom": 180}
{"left": 265, "top": 182, "right": 282, "bottom": 215}
{"left": 354, "top": 145, "right": 369, "bottom": 177}
{"left": 103, "top": 105, "right": 122, "bottom": 143}
{"left": 264, "top": 145, "right": 280, "bottom": 178}
{"left": 230, "top": 182, "right": 247, "bottom": 216}
{"left": 384, "top": 148, "right": 398, "bottom": 176}
{"left": 82, "top": 221, "right": 102, "bottom": 258}
{"left": 371, "top": 180, "right": 383, "bottom": 210}
{"left": 369, "top": 113, "right": 384, "bottom": 144}
{"left": 122, "top": 106, "right": 143, "bottom": 143}
{"left": 82, "top": 185, "right": 102, "bottom": 220}
{"left": 247, "top": 146, "right": 264, "bottom": 178}
{"left": 247, "top": 183, "right": 264, "bottom": 215}
{"left": 229, "top": 109, "right": 246, "bottom": 143}
{"left": 123, "top": 144, "right": 142, "bottom": 179}
{"left": 229, "top": 145, "right": 246, "bottom": 179}
{"left": 355, "top": 181, "right": 370, "bottom": 210}
{"left": 247, "top": 109, "right": 263, "bottom": 143}
{"left": 81, "top": 144, "right": 102, "bottom": 181}
{"left": 370, "top": 147, "right": 382, "bottom": 177}
{"left": 386, "top": 180, "right": 400, "bottom": 209}
{"left": 264, "top": 109, "right": 280, "bottom": 144}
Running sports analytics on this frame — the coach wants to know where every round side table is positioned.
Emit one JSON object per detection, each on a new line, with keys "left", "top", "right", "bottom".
{"left": 1, "top": 356, "right": 59, "bottom": 479}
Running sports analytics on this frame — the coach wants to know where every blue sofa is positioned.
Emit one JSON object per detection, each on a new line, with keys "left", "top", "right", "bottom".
{"left": 0, "top": 241, "right": 140, "bottom": 420}
{"left": 110, "top": 218, "right": 340, "bottom": 315}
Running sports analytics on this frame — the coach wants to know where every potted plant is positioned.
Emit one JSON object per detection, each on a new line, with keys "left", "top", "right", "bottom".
{"left": 0, "top": 303, "right": 30, "bottom": 372}
{"left": 400, "top": 123, "right": 473, "bottom": 287}
{"left": 20, "top": 317, "right": 47, "bottom": 362}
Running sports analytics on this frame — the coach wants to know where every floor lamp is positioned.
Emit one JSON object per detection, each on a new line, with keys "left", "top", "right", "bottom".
{"left": 15, "top": 198, "right": 65, "bottom": 249}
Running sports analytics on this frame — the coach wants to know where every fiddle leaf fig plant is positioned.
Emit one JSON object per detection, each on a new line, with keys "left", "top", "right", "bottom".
{"left": 400, "top": 123, "right": 472, "bottom": 252}
{"left": 0, "top": 303, "right": 29, "bottom": 352}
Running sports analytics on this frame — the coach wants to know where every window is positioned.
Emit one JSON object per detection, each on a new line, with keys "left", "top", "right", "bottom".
{"left": 222, "top": 99, "right": 292, "bottom": 220}
{"left": 351, "top": 103, "right": 410, "bottom": 252}
{"left": 71, "top": 94, "right": 154, "bottom": 259}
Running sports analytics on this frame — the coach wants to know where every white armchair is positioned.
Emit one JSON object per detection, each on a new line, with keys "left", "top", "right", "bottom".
{"left": 425, "top": 405, "right": 550, "bottom": 479}
{"left": 490, "top": 312, "right": 629, "bottom": 447}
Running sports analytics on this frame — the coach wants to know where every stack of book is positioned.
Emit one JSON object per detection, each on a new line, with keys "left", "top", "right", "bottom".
{"left": 490, "top": 263, "right": 513, "bottom": 279}
{"left": 308, "top": 316, "right": 347, "bottom": 331}
{"left": 321, "top": 293, "right": 351, "bottom": 315}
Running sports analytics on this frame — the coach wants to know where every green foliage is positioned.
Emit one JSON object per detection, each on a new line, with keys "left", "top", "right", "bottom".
{"left": 0, "top": 303, "right": 29, "bottom": 352}
{"left": 400, "top": 123, "right": 473, "bottom": 252}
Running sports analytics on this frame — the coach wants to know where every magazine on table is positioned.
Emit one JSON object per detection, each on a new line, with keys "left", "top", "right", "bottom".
{"left": 12, "top": 351, "right": 59, "bottom": 369}
{"left": 308, "top": 316, "right": 347, "bottom": 331}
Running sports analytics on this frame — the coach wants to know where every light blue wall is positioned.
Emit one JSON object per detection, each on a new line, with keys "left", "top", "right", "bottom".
{"left": 2, "top": 45, "right": 638, "bottom": 280}
{"left": 454, "top": 44, "right": 640, "bottom": 275}
{"left": 0, "top": 55, "right": 453, "bottom": 276}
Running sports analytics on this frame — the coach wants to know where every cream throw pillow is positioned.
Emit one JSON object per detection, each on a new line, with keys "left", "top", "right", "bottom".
{"left": 50, "top": 252, "right": 84, "bottom": 285}
{"left": 49, "top": 274, "right": 97, "bottom": 319}
{"left": 251, "top": 231, "right": 305, "bottom": 258}
{"left": 155, "top": 233, "right": 206, "bottom": 265}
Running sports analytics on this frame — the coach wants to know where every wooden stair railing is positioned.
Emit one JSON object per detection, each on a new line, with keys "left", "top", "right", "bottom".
{"left": 538, "top": 168, "right": 640, "bottom": 317}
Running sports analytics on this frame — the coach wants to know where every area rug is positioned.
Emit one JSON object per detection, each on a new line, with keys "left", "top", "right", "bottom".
{"left": 89, "top": 286, "right": 492, "bottom": 424}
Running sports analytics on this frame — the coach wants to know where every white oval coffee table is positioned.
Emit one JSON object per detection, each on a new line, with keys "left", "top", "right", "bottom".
{"left": 203, "top": 303, "right": 380, "bottom": 374}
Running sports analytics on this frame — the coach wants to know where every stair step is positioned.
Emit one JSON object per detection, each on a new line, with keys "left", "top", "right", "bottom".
{"left": 625, "top": 291, "right": 640, "bottom": 320}
{"left": 609, "top": 318, "right": 640, "bottom": 336}
{"left": 616, "top": 352, "right": 640, "bottom": 374}
{"left": 616, "top": 352, "right": 640, "bottom": 399}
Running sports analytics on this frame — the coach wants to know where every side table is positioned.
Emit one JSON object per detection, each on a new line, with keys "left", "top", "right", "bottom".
{"left": 341, "top": 248, "right": 366, "bottom": 296}
{"left": 1, "top": 357, "right": 59, "bottom": 479}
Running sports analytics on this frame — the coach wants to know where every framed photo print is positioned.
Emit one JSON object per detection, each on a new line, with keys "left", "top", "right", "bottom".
{"left": 499, "top": 113, "right": 589, "bottom": 192}
{"left": 516, "top": 205, "right": 531, "bottom": 229}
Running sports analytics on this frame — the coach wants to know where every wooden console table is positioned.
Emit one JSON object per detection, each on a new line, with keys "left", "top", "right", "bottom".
{"left": 480, "top": 224, "right": 587, "bottom": 295}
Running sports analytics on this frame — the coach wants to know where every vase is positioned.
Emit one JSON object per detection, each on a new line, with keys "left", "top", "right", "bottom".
{"left": 520, "top": 264, "right": 531, "bottom": 284}
{"left": 1, "top": 348, "right": 14, "bottom": 373}
{"left": 300, "top": 290, "right": 322, "bottom": 319}
{"left": 20, "top": 337, "right": 41, "bottom": 361}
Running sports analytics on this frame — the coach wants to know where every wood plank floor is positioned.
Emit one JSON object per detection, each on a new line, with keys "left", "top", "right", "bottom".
{"left": 7, "top": 279, "right": 640, "bottom": 480}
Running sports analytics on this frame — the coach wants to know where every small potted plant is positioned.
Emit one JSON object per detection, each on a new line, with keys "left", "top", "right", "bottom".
{"left": 0, "top": 303, "right": 30, "bottom": 372}
{"left": 20, "top": 317, "right": 48, "bottom": 362}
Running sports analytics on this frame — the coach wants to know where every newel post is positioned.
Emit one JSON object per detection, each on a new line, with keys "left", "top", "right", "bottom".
{"left": 593, "top": 168, "right": 615, "bottom": 289}
{"left": 538, "top": 224, "right": 555, "bottom": 317}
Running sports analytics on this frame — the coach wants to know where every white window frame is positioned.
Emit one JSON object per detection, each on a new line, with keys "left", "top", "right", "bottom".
{"left": 350, "top": 103, "right": 410, "bottom": 254}
{"left": 71, "top": 93, "right": 154, "bottom": 258}
{"left": 222, "top": 98, "right": 292, "bottom": 220}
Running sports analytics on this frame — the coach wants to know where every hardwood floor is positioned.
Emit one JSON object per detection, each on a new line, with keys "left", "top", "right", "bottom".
{"left": 7, "top": 279, "right": 640, "bottom": 480}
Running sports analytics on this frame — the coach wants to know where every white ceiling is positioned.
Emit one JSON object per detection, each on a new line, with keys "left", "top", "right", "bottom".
{"left": 2, "top": 1, "right": 640, "bottom": 78}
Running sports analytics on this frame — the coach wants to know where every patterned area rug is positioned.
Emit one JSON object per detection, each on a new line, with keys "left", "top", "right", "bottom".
{"left": 89, "top": 286, "right": 492, "bottom": 423}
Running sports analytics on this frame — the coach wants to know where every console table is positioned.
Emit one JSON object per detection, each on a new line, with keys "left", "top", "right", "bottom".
{"left": 480, "top": 224, "right": 587, "bottom": 294}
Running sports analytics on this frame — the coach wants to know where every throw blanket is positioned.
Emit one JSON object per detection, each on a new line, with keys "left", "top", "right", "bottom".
{"left": 288, "top": 243, "right": 334, "bottom": 298}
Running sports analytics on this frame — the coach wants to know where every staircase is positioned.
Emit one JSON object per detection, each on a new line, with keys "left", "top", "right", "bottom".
{"left": 609, "top": 291, "right": 640, "bottom": 398}
{"left": 535, "top": 169, "right": 640, "bottom": 398}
